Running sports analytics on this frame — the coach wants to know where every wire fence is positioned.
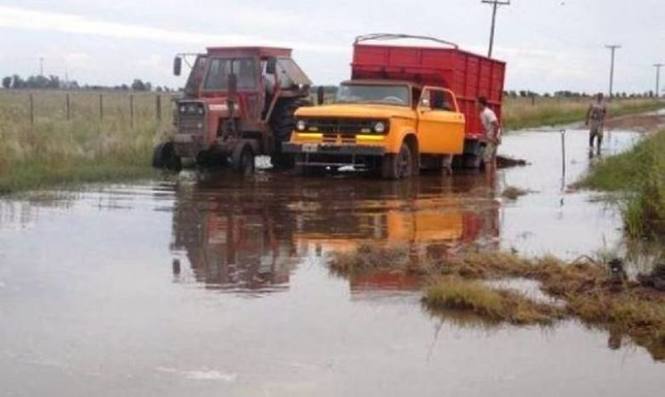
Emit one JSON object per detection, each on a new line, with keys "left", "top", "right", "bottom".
{"left": 0, "top": 90, "right": 176, "bottom": 131}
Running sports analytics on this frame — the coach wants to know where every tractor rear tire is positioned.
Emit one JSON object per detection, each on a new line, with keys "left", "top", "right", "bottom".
{"left": 270, "top": 98, "right": 312, "bottom": 169}
{"left": 232, "top": 145, "right": 255, "bottom": 176}
{"left": 382, "top": 143, "right": 413, "bottom": 180}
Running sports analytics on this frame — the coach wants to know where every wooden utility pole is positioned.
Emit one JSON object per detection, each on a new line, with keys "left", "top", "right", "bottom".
{"left": 605, "top": 45, "right": 621, "bottom": 98}
{"left": 654, "top": 63, "right": 664, "bottom": 98}
{"left": 482, "top": 0, "right": 510, "bottom": 58}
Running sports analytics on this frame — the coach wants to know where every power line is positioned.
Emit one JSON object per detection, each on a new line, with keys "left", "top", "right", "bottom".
{"left": 605, "top": 45, "right": 621, "bottom": 97}
{"left": 482, "top": 0, "right": 511, "bottom": 58}
{"left": 654, "top": 63, "right": 664, "bottom": 98}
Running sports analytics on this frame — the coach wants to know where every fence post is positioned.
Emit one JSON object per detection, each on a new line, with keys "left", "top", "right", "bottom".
{"left": 531, "top": 94, "right": 536, "bottom": 106}
{"left": 99, "top": 94, "right": 104, "bottom": 122}
{"left": 29, "top": 93, "right": 35, "bottom": 127}
{"left": 66, "top": 93, "right": 71, "bottom": 121}
{"left": 130, "top": 94, "right": 135, "bottom": 129}
{"left": 156, "top": 95, "right": 162, "bottom": 123}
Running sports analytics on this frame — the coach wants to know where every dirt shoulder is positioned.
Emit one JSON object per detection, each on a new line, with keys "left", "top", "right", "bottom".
{"left": 604, "top": 111, "right": 665, "bottom": 132}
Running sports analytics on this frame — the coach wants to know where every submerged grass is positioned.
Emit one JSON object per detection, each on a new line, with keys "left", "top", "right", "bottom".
{"left": 0, "top": 90, "right": 172, "bottom": 194}
{"left": 329, "top": 244, "right": 665, "bottom": 360}
{"left": 424, "top": 277, "right": 564, "bottom": 325}
{"left": 581, "top": 129, "right": 665, "bottom": 238}
{"left": 502, "top": 97, "right": 665, "bottom": 131}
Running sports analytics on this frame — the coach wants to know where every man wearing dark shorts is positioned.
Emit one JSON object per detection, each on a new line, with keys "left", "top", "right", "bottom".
{"left": 586, "top": 93, "right": 608, "bottom": 155}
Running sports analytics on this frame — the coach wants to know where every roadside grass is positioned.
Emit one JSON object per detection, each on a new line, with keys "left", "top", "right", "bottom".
{"left": 581, "top": 129, "right": 665, "bottom": 238}
{"left": 329, "top": 245, "right": 665, "bottom": 360}
{"left": 0, "top": 90, "right": 172, "bottom": 194}
{"left": 503, "top": 97, "right": 665, "bottom": 131}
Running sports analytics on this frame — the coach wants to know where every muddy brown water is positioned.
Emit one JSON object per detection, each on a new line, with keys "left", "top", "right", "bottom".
{"left": 1, "top": 129, "right": 664, "bottom": 396}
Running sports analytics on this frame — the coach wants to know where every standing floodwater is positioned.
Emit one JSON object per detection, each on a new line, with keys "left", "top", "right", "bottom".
{"left": 0, "top": 130, "right": 663, "bottom": 396}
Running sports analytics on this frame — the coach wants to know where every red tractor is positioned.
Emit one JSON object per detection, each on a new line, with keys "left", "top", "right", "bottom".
{"left": 153, "top": 46, "right": 312, "bottom": 173}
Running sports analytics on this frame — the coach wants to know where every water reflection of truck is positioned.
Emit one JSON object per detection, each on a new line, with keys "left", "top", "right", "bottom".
{"left": 291, "top": 179, "right": 500, "bottom": 292}
{"left": 170, "top": 176, "right": 499, "bottom": 293}
{"left": 285, "top": 34, "right": 506, "bottom": 178}
{"left": 293, "top": 181, "right": 500, "bottom": 256}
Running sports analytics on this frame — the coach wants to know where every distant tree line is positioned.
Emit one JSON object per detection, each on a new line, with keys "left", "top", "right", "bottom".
{"left": 503, "top": 90, "right": 657, "bottom": 99}
{"left": 1, "top": 74, "right": 175, "bottom": 92}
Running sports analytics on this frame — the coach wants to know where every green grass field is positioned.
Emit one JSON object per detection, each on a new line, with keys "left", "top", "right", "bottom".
{"left": 503, "top": 97, "right": 665, "bottom": 130}
{"left": 0, "top": 90, "right": 173, "bottom": 193}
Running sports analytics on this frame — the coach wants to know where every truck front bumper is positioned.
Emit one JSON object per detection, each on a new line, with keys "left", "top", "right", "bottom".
{"left": 282, "top": 143, "right": 386, "bottom": 167}
{"left": 283, "top": 143, "right": 385, "bottom": 157}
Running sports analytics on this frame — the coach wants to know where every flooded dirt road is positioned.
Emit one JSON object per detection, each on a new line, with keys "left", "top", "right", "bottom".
{"left": 1, "top": 128, "right": 664, "bottom": 396}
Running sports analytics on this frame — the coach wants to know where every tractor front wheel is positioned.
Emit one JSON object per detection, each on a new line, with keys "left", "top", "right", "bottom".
{"left": 232, "top": 145, "right": 255, "bottom": 176}
{"left": 152, "top": 142, "right": 181, "bottom": 171}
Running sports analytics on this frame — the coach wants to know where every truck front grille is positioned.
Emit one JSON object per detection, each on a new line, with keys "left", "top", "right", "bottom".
{"left": 306, "top": 118, "right": 375, "bottom": 134}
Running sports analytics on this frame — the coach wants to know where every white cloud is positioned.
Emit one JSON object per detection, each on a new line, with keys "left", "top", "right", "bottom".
{"left": 0, "top": 5, "right": 345, "bottom": 53}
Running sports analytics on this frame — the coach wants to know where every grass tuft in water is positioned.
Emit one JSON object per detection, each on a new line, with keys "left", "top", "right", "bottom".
{"left": 501, "top": 186, "right": 529, "bottom": 200}
{"left": 424, "top": 277, "right": 563, "bottom": 325}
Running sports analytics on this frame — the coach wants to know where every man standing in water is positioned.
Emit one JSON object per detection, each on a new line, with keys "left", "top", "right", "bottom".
{"left": 586, "top": 93, "right": 608, "bottom": 155}
{"left": 478, "top": 96, "right": 501, "bottom": 170}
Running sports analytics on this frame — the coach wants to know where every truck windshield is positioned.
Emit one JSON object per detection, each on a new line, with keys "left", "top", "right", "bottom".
{"left": 336, "top": 84, "right": 410, "bottom": 106}
{"left": 203, "top": 58, "right": 257, "bottom": 91}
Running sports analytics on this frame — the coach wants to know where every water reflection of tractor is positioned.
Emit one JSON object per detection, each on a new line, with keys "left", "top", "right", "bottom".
{"left": 153, "top": 46, "right": 312, "bottom": 173}
{"left": 170, "top": 187, "right": 297, "bottom": 292}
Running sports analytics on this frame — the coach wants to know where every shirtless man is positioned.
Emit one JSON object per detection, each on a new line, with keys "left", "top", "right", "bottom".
{"left": 586, "top": 93, "right": 608, "bottom": 155}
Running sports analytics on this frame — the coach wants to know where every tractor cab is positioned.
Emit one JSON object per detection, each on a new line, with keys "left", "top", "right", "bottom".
{"left": 154, "top": 46, "right": 312, "bottom": 173}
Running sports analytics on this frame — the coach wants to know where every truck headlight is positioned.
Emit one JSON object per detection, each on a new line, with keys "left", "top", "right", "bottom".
{"left": 296, "top": 120, "right": 307, "bottom": 131}
{"left": 373, "top": 121, "right": 387, "bottom": 134}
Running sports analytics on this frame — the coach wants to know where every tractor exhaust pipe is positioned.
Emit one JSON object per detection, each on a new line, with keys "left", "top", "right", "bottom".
{"left": 317, "top": 86, "right": 325, "bottom": 105}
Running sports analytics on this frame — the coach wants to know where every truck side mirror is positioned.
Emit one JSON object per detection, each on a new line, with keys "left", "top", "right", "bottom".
{"left": 228, "top": 74, "right": 238, "bottom": 95}
{"left": 266, "top": 58, "right": 277, "bottom": 75}
{"left": 317, "top": 86, "right": 325, "bottom": 105}
{"left": 173, "top": 56, "right": 182, "bottom": 76}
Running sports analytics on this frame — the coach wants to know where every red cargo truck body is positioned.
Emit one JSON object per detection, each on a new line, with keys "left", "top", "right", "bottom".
{"left": 351, "top": 36, "right": 506, "bottom": 149}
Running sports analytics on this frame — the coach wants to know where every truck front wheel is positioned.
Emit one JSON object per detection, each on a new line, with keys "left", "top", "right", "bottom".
{"left": 382, "top": 143, "right": 413, "bottom": 180}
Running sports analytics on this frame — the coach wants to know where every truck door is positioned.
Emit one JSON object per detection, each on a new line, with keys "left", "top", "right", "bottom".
{"left": 417, "top": 87, "right": 465, "bottom": 155}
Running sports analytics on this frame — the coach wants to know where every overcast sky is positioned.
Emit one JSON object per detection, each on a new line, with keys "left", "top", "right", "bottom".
{"left": 0, "top": 0, "right": 663, "bottom": 93}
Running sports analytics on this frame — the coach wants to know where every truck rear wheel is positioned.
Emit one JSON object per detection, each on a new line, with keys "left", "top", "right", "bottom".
{"left": 232, "top": 145, "right": 255, "bottom": 176}
{"left": 382, "top": 143, "right": 413, "bottom": 180}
